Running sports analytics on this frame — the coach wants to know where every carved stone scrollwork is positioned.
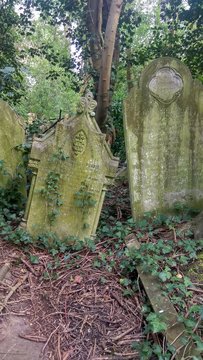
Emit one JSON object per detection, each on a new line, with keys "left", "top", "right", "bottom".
{"left": 77, "top": 91, "right": 97, "bottom": 116}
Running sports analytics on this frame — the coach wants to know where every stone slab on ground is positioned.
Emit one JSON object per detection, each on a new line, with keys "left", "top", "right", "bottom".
{"left": 0, "top": 315, "right": 44, "bottom": 360}
{"left": 126, "top": 237, "right": 201, "bottom": 359}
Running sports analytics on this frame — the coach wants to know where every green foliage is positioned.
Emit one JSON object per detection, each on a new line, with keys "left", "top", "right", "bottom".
{"left": 98, "top": 208, "right": 203, "bottom": 358}
{"left": 132, "top": 340, "right": 174, "bottom": 360}
{"left": 74, "top": 181, "right": 97, "bottom": 229}
{"left": 40, "top": 171, "right": 62, "bottom": 224}
{"left": 0, "top": 161, "right": 26, "bottom": 220}
{"left": 145, "top": 313, "right": 167, "bottom": 333}
{"left": 15, "top": 19, "right": 80, "bottom": 120}
{"left": 110, "top": 96, "right": 126, "bottom": 161}
{"left": 127, "top": 0, "right": 203, "bottom": 81}
{"left": 51, "top": 147, "right": 69, "bottom": 162}
{"left": 39, "top": 147, "right": 69, "bottom": 224}
{"left": 0, "top": 1, "right": 24, "bottom": 103}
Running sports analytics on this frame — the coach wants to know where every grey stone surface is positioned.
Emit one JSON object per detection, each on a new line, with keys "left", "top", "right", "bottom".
{"left": 24, "top": 92, "right": 119, "bottom": 240}
{"left": 124, "top": 57, "right": 203, "bottom": 217}
{"left": 0, "top": 316, "right": 44, "bottom": 360}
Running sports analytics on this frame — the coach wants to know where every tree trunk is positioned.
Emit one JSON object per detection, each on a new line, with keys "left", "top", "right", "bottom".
{"left": 96, "top": 0, "right": 123, "bottom": 130}
{"left": 87, "top": 0, "right": 104, "bottom": 73}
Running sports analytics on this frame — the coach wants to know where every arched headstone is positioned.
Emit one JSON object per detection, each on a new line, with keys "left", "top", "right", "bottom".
{"left": 124, "top": 57, "right": 203, "bottom": 216}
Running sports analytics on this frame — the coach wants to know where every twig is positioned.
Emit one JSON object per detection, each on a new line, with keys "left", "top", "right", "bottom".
{"left": 42, "top": 324, "right": 60, "bottom": 353}
{"left": 173, "top": 228, "right": 177, "bottom": 243}
{"left": 111, "top": 326, "right": 136, "bottom": 341}
{"left": 188, "top": 287, "right": 203, "bottom": 294}
{"left": 0, "top": 274, "right": 28, "bottom": 312}
{"left": 20, "top": 257, "right": 39, "bottom": 277}
{"left": 18, "top": 334, "right": 47, "bottom": 342}
{"left": 170, "top": 330, "right": 185, "bottom": 346}
{"left": 57, "top": 333, "right": 62, "bottom": 360}
{"left": 80, "top": 314, "right": 88, "bottom": 333}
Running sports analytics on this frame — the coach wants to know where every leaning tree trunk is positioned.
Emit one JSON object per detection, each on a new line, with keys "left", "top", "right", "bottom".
{"left": 96, "top": 0, "right": 123, "bottom": 130}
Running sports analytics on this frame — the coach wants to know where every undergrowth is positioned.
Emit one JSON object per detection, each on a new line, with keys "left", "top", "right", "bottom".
{"left": 0, "top": 177, "right": 202, "bottom": 359}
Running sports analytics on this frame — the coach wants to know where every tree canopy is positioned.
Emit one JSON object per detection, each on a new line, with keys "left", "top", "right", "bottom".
{"left": 0, "top": 0, "right": 202, "bottom": 129}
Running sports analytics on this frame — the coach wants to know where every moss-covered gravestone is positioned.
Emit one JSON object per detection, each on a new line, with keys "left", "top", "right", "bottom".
{"left": 0, "top": 100, "right": 26, "bottom": 194}
{"left": 24, "top": 92, "right": 119, "bottom": 240}
{"left": 124, "top": 57, "right": 203, "bottom": 217}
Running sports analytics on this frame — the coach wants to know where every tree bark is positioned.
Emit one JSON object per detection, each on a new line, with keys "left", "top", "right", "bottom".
{"left": 87, "top": 0, "right": 104, "bottom": 72}
{"left": 96, "top": 0, "right": 123, "bottom": 130}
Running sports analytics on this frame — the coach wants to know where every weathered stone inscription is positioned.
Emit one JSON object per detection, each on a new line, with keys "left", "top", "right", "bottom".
{"left": 124, "top": 57, "right": 203, "bottom": 217}
{"left": 149, "top": 67, "right": 183, "bottom": 104}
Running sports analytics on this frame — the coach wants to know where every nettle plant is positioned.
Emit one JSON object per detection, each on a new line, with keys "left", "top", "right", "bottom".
{"left": 39, "top": 147, "right": 69, "bottom": 225}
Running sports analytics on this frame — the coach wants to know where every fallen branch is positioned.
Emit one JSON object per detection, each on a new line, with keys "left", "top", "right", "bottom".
{"left": 0, "top": 273, "right": 28, "bottom": 312}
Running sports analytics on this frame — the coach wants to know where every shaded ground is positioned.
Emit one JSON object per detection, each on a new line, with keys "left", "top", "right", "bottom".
{"left": 0, "top": 181, "right": 202, "bottom": 360}
{"left": 0, "top": 182, "right": 144, "bottom": 360}
{"left": 0, "top": 240, "right": 143, "bottom": 360}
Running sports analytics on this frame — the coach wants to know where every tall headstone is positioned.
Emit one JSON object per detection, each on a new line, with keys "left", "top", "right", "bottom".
{"left": 124, "top": 57, "right": 203, "bottom": 217}
{"left": 24, "top": 92, "right": 119, "bottom": 240}
{"left": 0, "top": 100, "right": 26, "bottom": 194}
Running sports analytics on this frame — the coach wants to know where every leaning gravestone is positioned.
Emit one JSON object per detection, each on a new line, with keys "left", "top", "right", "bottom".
{"left": 23, "top": 92, "right": 119, "bottom": 240}
{"left": 0, "top": 100, "right": 26, "bottom": 194}
{"left": 124, "top": 57, "right": 203, "bottom": 217}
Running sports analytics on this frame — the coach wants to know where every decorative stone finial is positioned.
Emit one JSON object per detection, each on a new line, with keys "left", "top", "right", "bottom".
{"left": 77, "top": 90, "right": 97, "bottom": 116}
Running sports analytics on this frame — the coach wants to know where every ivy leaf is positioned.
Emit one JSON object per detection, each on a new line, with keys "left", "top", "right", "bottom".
{"left": 30, "top": 255, "right": 39, "bottom": 264}
{"left": 159, "top": 270, "right": 171, "bottom": 282}
{"left": 146, "top": 313, "right": 167, "bottom": 333}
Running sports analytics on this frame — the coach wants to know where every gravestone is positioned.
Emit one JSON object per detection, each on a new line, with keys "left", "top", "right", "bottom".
{"left": 124, "top": 57, "right": 203, "bottom": 217}
{"left": 24, "top": 92, "right": 119, "bottom": 240}
{"left": 0, "top": 100, "right": 26, "bottom": 194}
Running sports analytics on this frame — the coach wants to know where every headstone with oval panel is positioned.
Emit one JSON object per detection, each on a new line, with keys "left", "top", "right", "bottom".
{"left": 124, "top": 57, "right": 203, "bottom": 217}
{"left": 24, "top": 92, "right": 119, "bottom": 240}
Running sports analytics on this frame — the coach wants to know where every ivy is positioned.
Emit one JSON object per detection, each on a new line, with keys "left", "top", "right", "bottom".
{"left": 39, "top": 147, "right": 69, "bottom": 225}
{"left": 74, "top": 181, "right": 97, "bottom": 229}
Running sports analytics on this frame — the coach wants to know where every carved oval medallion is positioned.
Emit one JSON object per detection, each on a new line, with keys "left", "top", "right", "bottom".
{"left": 72, "top": 130, "right": 87, "bottom": 156}
{"left": 149, "top": 67, "right": 183, "bottom": 104}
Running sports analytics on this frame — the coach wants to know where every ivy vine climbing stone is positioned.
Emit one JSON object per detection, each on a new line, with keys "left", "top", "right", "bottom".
{"left": 23, "top": 92, "right": 119, "bottom": 240}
